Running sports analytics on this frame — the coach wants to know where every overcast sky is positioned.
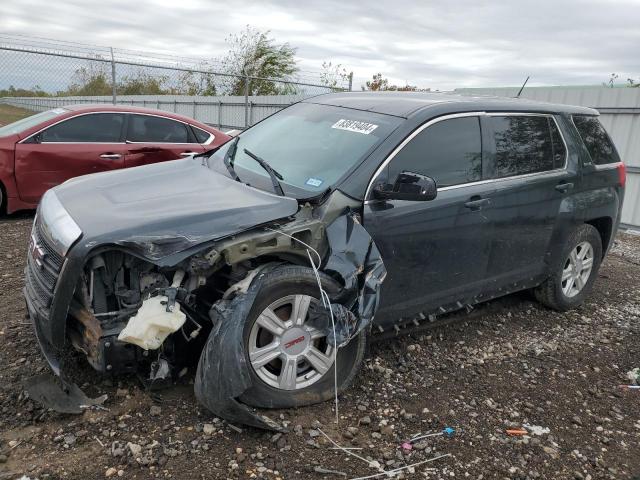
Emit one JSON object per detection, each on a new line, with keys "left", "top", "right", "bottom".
{"left": 3, "top": 0, "right": 640, "bottom": 90}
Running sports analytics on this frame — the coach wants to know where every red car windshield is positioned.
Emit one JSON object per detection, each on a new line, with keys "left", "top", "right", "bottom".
{"left": 0, "top": 107, "right": 68, "bottom": 137}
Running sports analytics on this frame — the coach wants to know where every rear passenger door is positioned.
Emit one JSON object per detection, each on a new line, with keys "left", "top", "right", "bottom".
{"left": 125, "top": 114, "right": 206, "bottom": 168}
{"left": 363, "top": 113, "right": 496, "bottom": 324}
{"left": 482, "top": 113, "right": 573, "bottom": 290}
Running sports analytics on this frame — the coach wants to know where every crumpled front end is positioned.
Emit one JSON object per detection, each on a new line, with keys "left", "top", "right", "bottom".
{"left": 25, "top": 189, "right": 387, "bottom": 430}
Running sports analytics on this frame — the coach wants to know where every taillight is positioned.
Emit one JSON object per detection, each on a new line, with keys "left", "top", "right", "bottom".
{"left": 618, "top": 163, "right": 626, "bottom": 187}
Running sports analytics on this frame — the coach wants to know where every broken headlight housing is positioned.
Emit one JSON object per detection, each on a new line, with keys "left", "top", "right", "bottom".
{"left": 39, "top": 190, "right": 82, "bottom": 256}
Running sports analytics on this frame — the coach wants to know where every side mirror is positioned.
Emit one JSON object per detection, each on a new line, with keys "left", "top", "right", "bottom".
{"left": 372, "top": 171, "right": 437, "bottom": 202}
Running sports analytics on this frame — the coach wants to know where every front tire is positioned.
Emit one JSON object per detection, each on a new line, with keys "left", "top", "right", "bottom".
{"left": 535, "top": 224, "right": 602, "bottom": 311}
{"left": 238, "top": 265, "right": 367, "bottom": 409}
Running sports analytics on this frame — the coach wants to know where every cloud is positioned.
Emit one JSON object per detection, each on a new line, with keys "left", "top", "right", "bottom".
{"left": 2, "top": 0, "right": 640, "bottom": 90}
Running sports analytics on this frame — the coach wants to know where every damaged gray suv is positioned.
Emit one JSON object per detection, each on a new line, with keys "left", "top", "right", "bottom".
{"left": 25, "top": 92, "right": 625, "bottom": 429}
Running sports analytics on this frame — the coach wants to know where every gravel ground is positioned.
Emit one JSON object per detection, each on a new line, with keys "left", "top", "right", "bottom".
{"left": 1, "top": 213, "right": 639, "bottom": 480}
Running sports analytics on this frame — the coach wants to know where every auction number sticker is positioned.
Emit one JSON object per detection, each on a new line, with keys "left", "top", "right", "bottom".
{"left": 331, "top": 119, "right": 378, "bottom": 135}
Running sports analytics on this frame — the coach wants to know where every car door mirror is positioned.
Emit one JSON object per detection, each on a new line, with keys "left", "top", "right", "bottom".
{"left": 372, "top": 171, "right": 437, "bottom": 201}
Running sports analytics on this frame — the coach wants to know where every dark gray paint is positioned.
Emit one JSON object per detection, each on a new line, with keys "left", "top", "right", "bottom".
{"left": 54, "top": 158, "right": 299, "bottom": 260}
{"left": 26, "top": 92, "right": 624, "bottom": 371}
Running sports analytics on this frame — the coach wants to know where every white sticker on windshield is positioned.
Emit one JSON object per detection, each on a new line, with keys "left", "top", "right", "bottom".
{"left": 331, "top": 119, "right": 378, "bottom": 135}
{"left": 52, "top": 108, "right": 66, "bottom": 114}
{"left": 305, "top": 177, "right": 323, "bottom": 187}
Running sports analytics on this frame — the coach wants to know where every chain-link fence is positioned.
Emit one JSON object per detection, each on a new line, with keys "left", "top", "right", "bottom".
{"left": 0, "top": 34, "right": 352, "bottom": 129}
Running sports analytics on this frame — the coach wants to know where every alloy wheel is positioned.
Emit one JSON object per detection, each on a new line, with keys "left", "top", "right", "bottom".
{"left": 561, "top": 241, "right": 594, "bottom": 298}
{"left": 248, "top": 294, "right": 334, "bottom": 391}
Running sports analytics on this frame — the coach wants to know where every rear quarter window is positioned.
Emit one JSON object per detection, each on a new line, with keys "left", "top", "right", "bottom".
{"left": 192, "top": 126, "right": 212, "bottom": 144}
{"left": 490, "top": 115, "right": 556, "bottom": 178}
{"left": 572, "top": 115, "right": 621, "bottom": 165}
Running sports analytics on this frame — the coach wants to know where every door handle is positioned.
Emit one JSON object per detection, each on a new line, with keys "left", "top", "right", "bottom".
{"left": 179, "top": 152, "right": 195, "bottom": 157}
{"left": 99, "top": 153, "right": 122, "bottom": 159}
{"left": 464, "top": 197, "right": 490, "bottom": 210}
{"left": 555, "top": 182, "right": 574, "bottom": 193}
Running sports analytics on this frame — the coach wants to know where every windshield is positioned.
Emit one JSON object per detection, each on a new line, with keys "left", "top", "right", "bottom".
{"left": 209, "top": 102, "right": 400, "bottom": 197}
{"left": 0, "top": 107, "right": 68, "bottom": 137}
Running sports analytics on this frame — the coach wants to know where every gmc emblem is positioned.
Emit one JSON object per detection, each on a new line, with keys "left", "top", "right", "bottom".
{"left": 29, "top": 233, "right": 46, "bottom": 269}
{"left": 284, "top": 335, "right": 306, "bottom": 349}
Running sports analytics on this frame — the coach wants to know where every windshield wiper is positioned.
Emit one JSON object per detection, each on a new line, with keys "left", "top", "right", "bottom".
{"left": 222, "top": 137, "right": 241, "bottom": 181}
{"left": 242, "top": 148, "right": 285, "bottom": 196}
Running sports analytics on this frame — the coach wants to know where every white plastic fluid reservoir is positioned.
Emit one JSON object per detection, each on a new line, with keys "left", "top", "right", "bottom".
{"left": 117, "top": 295, "right": 187, "bottom": 350}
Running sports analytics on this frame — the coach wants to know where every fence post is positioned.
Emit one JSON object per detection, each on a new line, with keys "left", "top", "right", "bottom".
{"left": 218, "top": 100, "right": 222, "bottom": 128}
{"left": 192, "top": 99, "right": 197, "bottom": 119}
{"left": 110, "top": 47, "right": 117, "bottom": 105}
{"left": 248, "top": 101, "right": 253, "bottom": 126}
{"left": 244, "top": 73, "right": 250, "bottom": 128}
{"left": 348, "top": 72, "right": 353, "bottom": 92}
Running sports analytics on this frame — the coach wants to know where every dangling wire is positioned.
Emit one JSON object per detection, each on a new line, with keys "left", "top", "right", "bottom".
{"left": 263, "top": 227, "right": 340, "bottom": 425}
{"left": 306, "top": 249, "right": 339, "bottom": 425}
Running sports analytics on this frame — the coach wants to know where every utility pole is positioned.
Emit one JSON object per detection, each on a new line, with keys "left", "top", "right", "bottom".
{"left": 244, "top": 71, "right": 250, "bottom": 128}
{"left": 110, "top": 47, "right": 117, "bottom": 105}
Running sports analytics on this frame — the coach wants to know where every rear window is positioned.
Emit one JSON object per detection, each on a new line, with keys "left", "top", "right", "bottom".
{"left": 572, "top": 115, "right": 620, "bottom": 165}
{"left": 490, "top": 115, "right": 559, "bottom": 178}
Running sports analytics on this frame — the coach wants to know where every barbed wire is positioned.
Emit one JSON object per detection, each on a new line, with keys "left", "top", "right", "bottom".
{"left": 0, "top": 33, "right": 348, "bottom": 88}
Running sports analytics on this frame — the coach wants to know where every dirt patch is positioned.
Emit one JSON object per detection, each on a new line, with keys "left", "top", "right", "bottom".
{"left": 0, "top": 104, "right": 33, "bottom": 126}
{"left": 1, "top": 214, "right": 639, "bottom": 479}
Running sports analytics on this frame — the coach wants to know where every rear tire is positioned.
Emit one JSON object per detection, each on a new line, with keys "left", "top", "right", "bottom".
{"left": 534, "top": 224, "right": 602, "bottom": 311}
{"left": 238, "top": 265, "right": 367, "bottom": 409}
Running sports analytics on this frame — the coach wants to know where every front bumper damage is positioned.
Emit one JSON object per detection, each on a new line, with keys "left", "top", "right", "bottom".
{"left": 194, "top": 212, "right": 386, "bottom": 430}
{"left": 24, "top": 203, "right": 386, "bottom": 430}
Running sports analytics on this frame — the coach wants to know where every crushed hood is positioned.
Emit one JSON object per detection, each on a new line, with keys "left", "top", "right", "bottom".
{"left": 54, "top": 158, "right": 299, "bottom": 261}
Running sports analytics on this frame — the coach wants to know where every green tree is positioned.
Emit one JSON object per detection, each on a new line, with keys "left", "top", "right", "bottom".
{"left": 65, "top": 62, "right": 113, "bottom": 96}
{"left": 175, "top": 69, "right": 217, "bottom": 96}
{"left": 0, "top": 85, "right": 49, "bottom": 97}
{"left": 362, "top": 73, "right": 419, "bottom": 92}
{"left": 117, "top": 71, "right": 168, "bottom": 95}
{"left": 320, "top": 61, "right": 351, "bottom": 90}
{"left": 221, "top": 26, "right": 298, "bottom": 95}
{"left": 362, "top": 73, "right": 389, "bottom": 91}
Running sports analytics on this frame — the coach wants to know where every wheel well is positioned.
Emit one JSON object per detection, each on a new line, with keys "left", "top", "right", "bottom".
{"left": 585, "top": 217, "right": 612, "bottom": 257}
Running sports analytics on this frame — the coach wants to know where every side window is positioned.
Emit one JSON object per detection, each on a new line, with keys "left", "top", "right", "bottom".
{"left": 128, "top": 115, "right": 190, "bottom": 143}
{"left": 572, "top": 115, "right": 621, "bottom": 165}
{"left": 40, "top": 113, "right": 124, "bottom": 143}
{"left": 388, "top": 116, "right": 482, "bottom": 188}
{"left": 491, "top": 115, "right": 554, "bottom": 178}
{"left": 192, "top": 127, "right": 212, "bottom": 144}
{"left": 549, "top": 117, "right": 567, "bottom": 169}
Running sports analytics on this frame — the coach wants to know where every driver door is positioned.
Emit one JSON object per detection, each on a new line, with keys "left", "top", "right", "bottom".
{"left": 363, "top": 114, "right": 496, "bottom": 326}
{"left": 124, "top": 114, "right": 206, "bottom": 168}
{"left": 15, "top": 112, "right": 127, "bottom": 203}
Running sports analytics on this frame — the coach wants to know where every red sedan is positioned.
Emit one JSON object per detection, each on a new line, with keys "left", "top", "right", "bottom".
{"left": 0, "top": 105, "right": 230, "bottom": 214}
